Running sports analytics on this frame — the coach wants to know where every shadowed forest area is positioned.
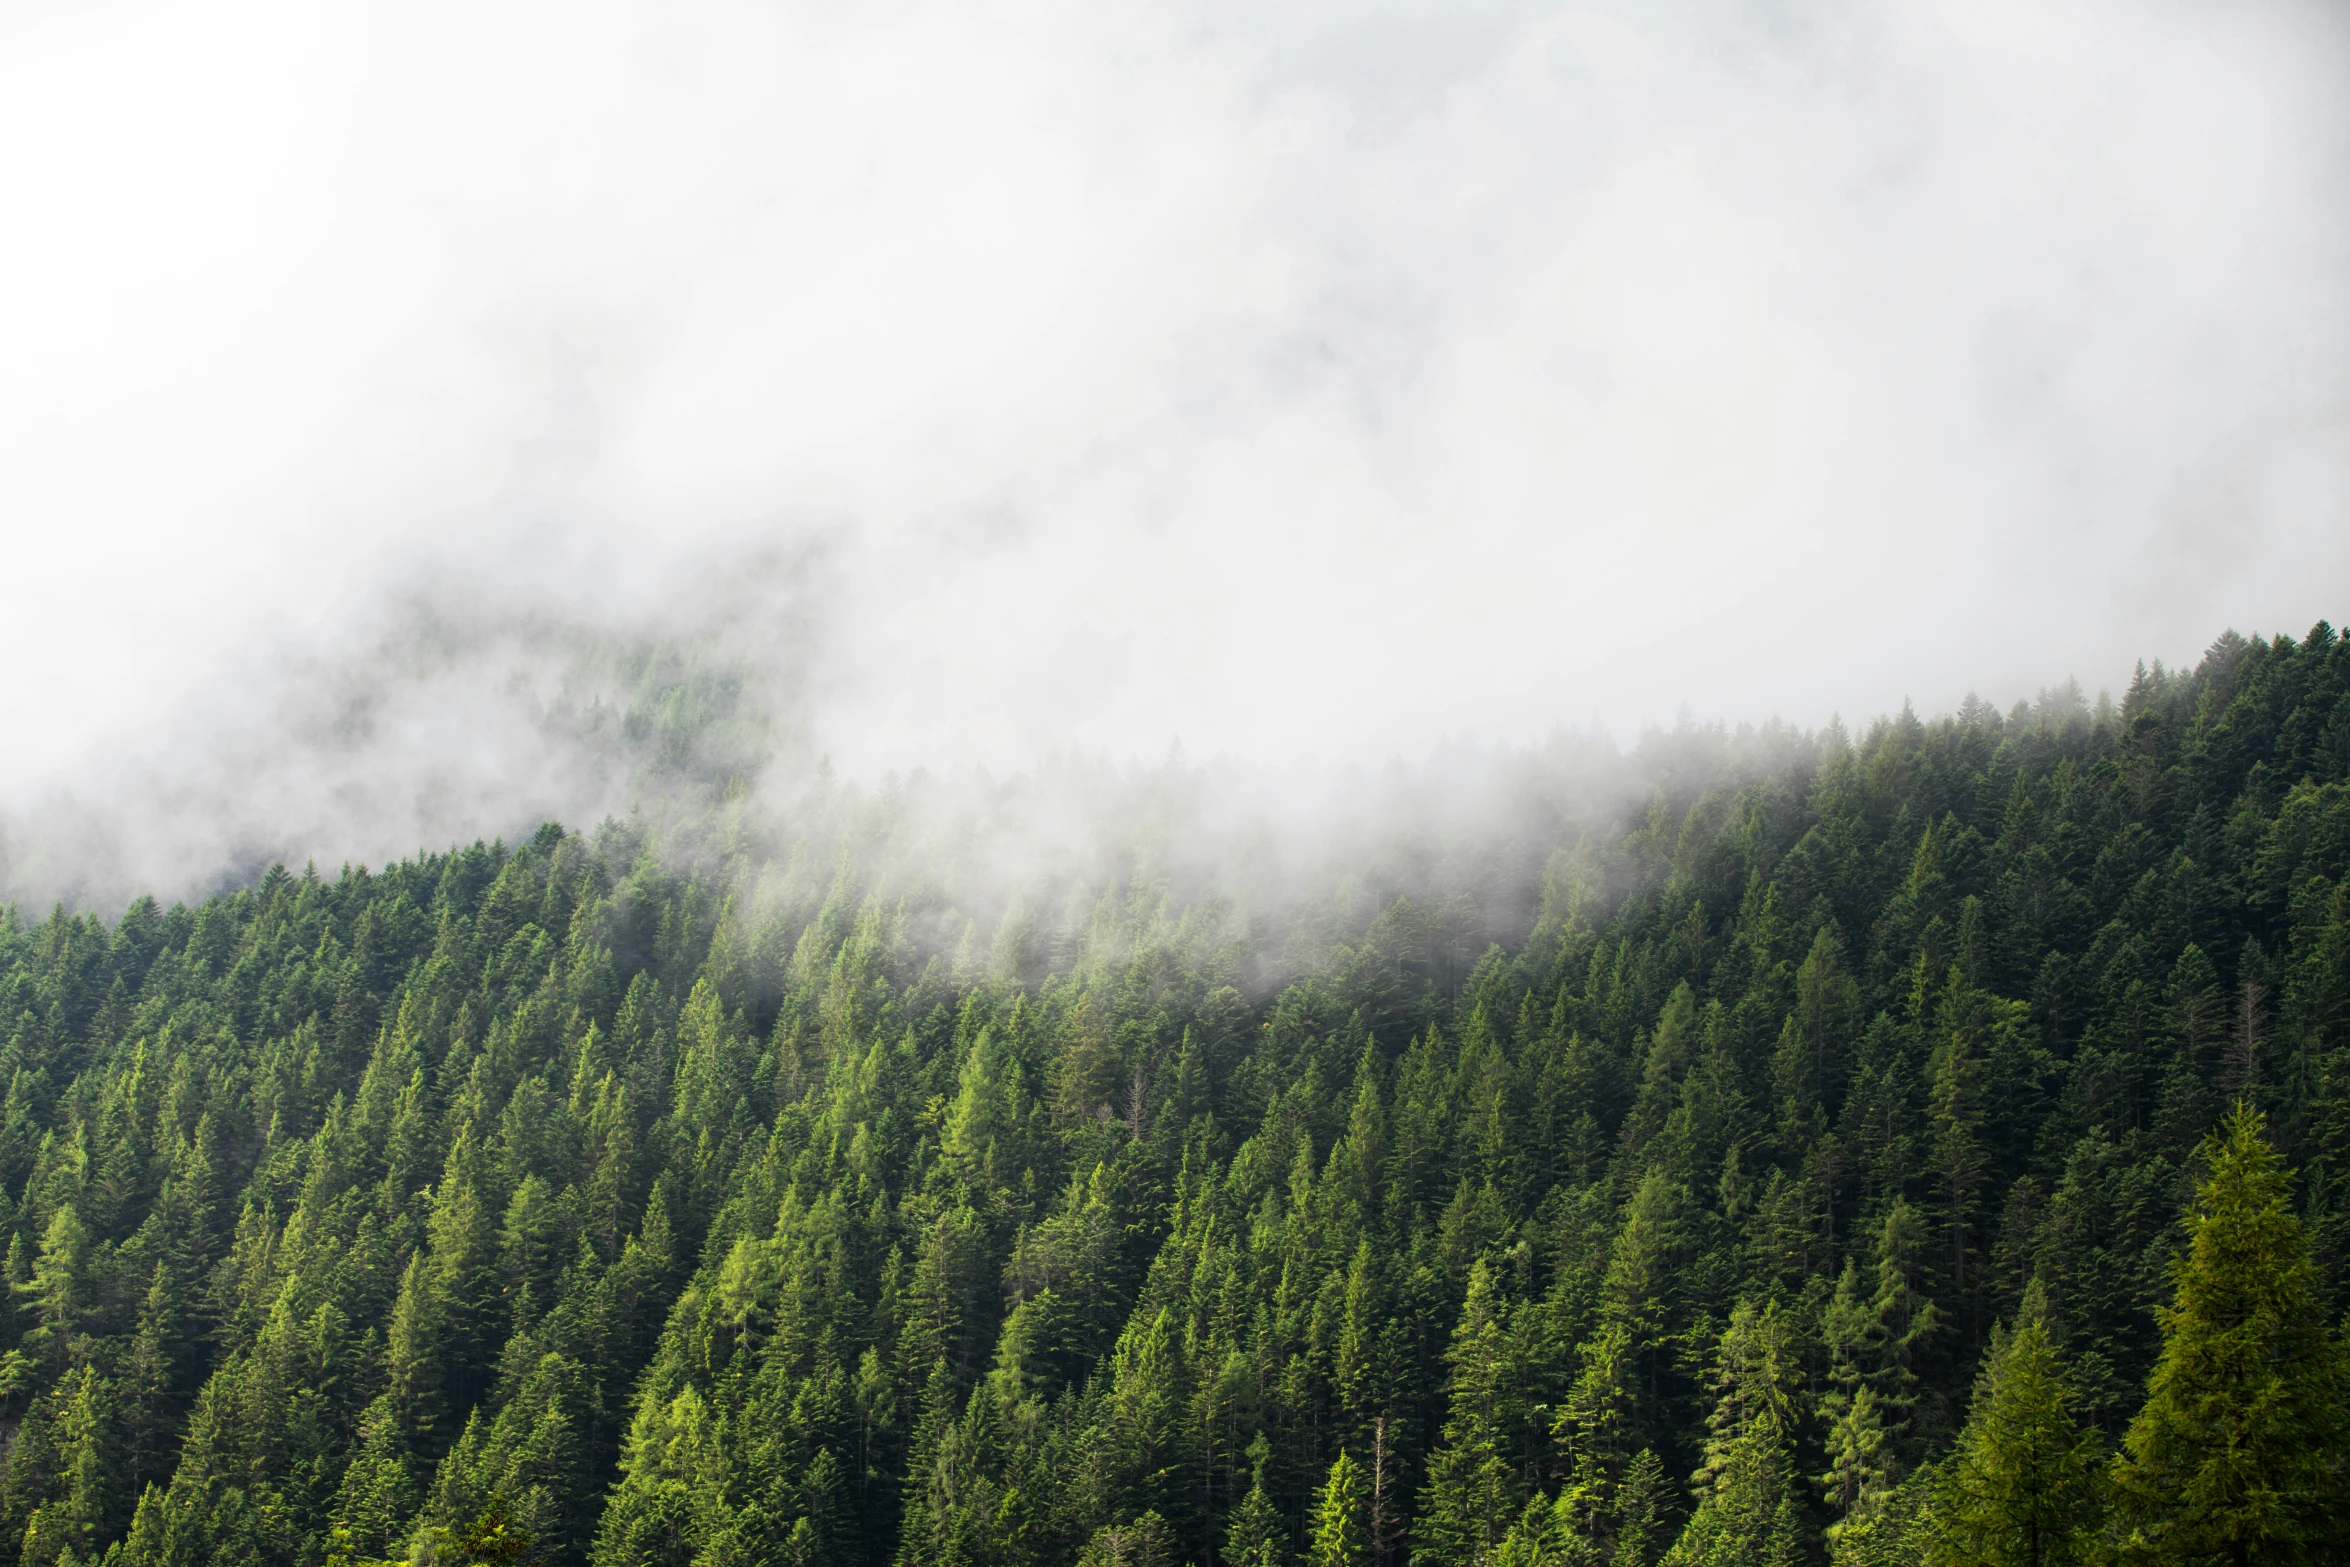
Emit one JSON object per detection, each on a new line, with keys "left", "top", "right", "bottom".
{"left": 0, "top": 625, "right": 2346, "bottom": 1566}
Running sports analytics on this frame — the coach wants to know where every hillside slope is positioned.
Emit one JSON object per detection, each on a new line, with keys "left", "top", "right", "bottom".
{"left": 0, "top": 626, "right": 2346, "bottom": 1565}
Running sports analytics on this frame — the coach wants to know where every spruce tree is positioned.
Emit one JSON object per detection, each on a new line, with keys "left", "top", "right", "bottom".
{"left": 1420, "top": 1261, "right": 1523, "bottom": 1567}
{"left": 1928, "top": 1290, "right": 2103, "bottom": 1567}
{"left": 1225, "top": 1439, "right": 1290, "bottom": 1567}
{"left": 1487, "top": 1491, "right": 1599, "bottom": 1567}
{"left": 1609, "top": 1451, "right": 1669, "bottom": 1567}
{"left": 331, "top": 1394, "right": 421, "bottom": 1561}
{"left": 2110, "top": 1105, "right": 2349, "bottom": 1564}
{"left": 1081, "top": 1511, "right": 1179, "bottom": 1567}
{"left": 1311, "top": 1451, "right": 1370, "bottom": 1567}
{"left": 1819, "top": 1252, "right": 1910, "bottom": 1532}
{"left": 1658, "top": 1303, "right": 1807, "bottom": 1567}
{"left": 0, "top": 624, "right": 2343, "bottom": 1566}
{"left": 1827, "top": 1465, "right": 1941, "bottom": 1567}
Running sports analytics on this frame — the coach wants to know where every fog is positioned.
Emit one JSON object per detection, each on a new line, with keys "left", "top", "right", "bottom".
{"left": 2, "top": 0, "right": 2346, "bottom": 906}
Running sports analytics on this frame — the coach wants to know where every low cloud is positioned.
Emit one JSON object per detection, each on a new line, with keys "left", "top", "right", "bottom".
{"left": 2, "top": 0, "right": 2345, "bottom": 902}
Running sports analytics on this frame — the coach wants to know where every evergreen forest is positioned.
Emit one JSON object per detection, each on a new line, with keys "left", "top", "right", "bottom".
{"left": 1, "top": 626, "right": 2347, "bottom": 1567}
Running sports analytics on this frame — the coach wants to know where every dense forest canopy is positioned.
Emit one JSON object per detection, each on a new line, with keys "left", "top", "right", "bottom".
{"left": 0, "top": 625, "right": 2346, "bottom": 1566}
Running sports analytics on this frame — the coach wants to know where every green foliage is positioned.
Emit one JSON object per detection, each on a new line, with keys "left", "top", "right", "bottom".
{"left": 1927, "top": 1291, "right": 2104, "bottom": 1567}
{"left": 1077, "top": 1511, "right": 1179, "bottom": 1567}
{"left": 1224, "top": 1439, "right": 1290, "bottom": 1567}
{"left": 1826, "top": 1466, "right": 1939, "bottom": 1567}
{"left": 1417, "top": 1261, "right": 1528, "bottom": 1567}
{"left": 2109, "top": 1105, "right": 2350, "bottom": 1564}
{"left": 1309, "top": 1451, "right": 1369, "bottom": 1567}
{"left": 0, "top": 626, "right": 2340, "bottom": 1566}
{"left": 1659, "top": 1304, "right": 1809, "bottom": 1567}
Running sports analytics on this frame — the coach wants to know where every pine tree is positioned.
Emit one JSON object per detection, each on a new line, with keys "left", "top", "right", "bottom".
{"left": 19, "top": 1366, "right": 122, "bottom": 1567}
{"left": 1557, "top": 1170, "right": 1688, "bottom": 1491}
{"left": 0, "top": 623, "right": 2342, "bottom": 1567}
{"left": 1420, "top": 1261, "right": 1524, "bottom": 1567}
{"left": 1862, "top": 1201, "right": 1941, "bottom": 1455}
{"left": 1081, "top": 1511, "right": 1179, "bottom": 1567}
{"left": 387, "top": 1250, "right": 447, "bottom": 1453}
{"left": 1928, "top": 1290, "right": 2103, "bottom": 1567}
{"left": 19, "top": 1206, "right": 90, "bottom": 1375}
{"left": 1225, "top": 1437, "right": 1290, "bottom": 1567}
{"left": 1818, "top": 1259, "right": 1896, "bottom": 1530}
{"left": 1928, "top": 973, "right": 1992, "bottom": 1307}
{"left": 1311, "top": 1451, "right": 1370, "bottom": 1567}
{"left": 121, "top": 1263, "right": 186, "bottom": 1490}
{"left": 1658, "top": 1303, "right": 1807, "bottom": 1567}
{"left": 1335, "top": 1241, "right": 1383, "bottom": 1445}
{"left": 1817, "top": 1379, "right": 1892, "bottom": 1539}
{"left": 1826, "top": 1465, "right": 1940, "bottom": 1567}
{"left": 331, "top": 1394, "right": 421, "bottom": 1561}
{"left": 1487, "top": 1491, "right": 1599, "bottom": 1567}
{"left": 2110, "top": 1105, "right": 2349, "bottom": 1563}
{"left": 1609, "top": 1450, "right": 1669, "bottom": 1567}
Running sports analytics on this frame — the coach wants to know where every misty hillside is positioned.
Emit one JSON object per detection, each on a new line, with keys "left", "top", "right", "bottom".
{"left": 0, "top": 580, "right": 817, "bottom": 918}
{"left": 0, "top": 625, "right": 2346, "bottom": 1567}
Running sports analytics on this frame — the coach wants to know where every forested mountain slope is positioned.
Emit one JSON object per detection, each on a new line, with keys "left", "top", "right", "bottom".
{"left": 0, "top": 627, "right": 2346, "bottom": 1567}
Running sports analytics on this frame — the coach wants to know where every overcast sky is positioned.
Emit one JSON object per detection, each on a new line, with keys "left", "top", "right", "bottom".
{"left": 4, "top": 0, "right": 2347, "bottom": 802}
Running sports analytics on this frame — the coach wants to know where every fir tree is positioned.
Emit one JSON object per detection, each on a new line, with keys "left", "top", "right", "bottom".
{"left": 1658, "top": 1303, "right": 1807, "bottom": 1567}
{"left": 2110, "top": 1105, "right": 2349, "bottom": 1564}
{"left": 1311, "top": 1451, "right": 1370, "bottom": 1567}
{"left": 332, "top": 1394, "right": 422, "bottom": 1561}
{"left": 1609, "top": 1450, "right": 1670, "bottom": 1567}
{"left": 1928, "top": 1289, "right": 2104, "bottom": 1567}
{"left": 1419, "top": 1261, "right": 1524, "bottom": 1567}
{"left": 0, "top": 628, "right": 2340, "bottom": 1565}
{"left": 1081, "top": 1511, "right": 1179, "bottom": 1567}
{"left": 1225, "top": 1438, "right": 1290, "bottom": 1567}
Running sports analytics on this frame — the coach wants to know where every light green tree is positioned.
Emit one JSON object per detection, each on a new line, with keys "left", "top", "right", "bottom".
{"left": 1311, "top": 1450, "right": 1370, "bottom": 1567}
{"left": 2110, "top": 1105, "right": 2349, "bottom": 1564}
{"left": 1659, "top": 1303, "right": 1806, "bottom": 1567}
{"left": 1420, "top": 1261, "right": 1523, "bottom": 1567}
{"left": 1928, "top": 1288, "right": 2104, "bottom": 1567}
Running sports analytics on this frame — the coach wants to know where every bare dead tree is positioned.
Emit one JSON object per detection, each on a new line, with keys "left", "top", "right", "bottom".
{"left": 2223, "top": 977, "right": 2269, "bottom": 1096}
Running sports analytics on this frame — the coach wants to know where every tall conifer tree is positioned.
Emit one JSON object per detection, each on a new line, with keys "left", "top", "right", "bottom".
{"left": 1928, "top": 1289, "right": 2103, "bottom": 1567}
{"left": 1312, "top": 1452, "right": 1370, "bottom": 1567}
{"left": 2110, "top": 1106, "right": 2349, "bottom": 1564}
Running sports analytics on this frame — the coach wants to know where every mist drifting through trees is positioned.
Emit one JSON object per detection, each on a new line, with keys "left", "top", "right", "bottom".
{"left": 0, "top": 627, "right": 2341, "bottom": 1565}
{"left": 5, "top": 0, "right": 2349, "bottom": 1560}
